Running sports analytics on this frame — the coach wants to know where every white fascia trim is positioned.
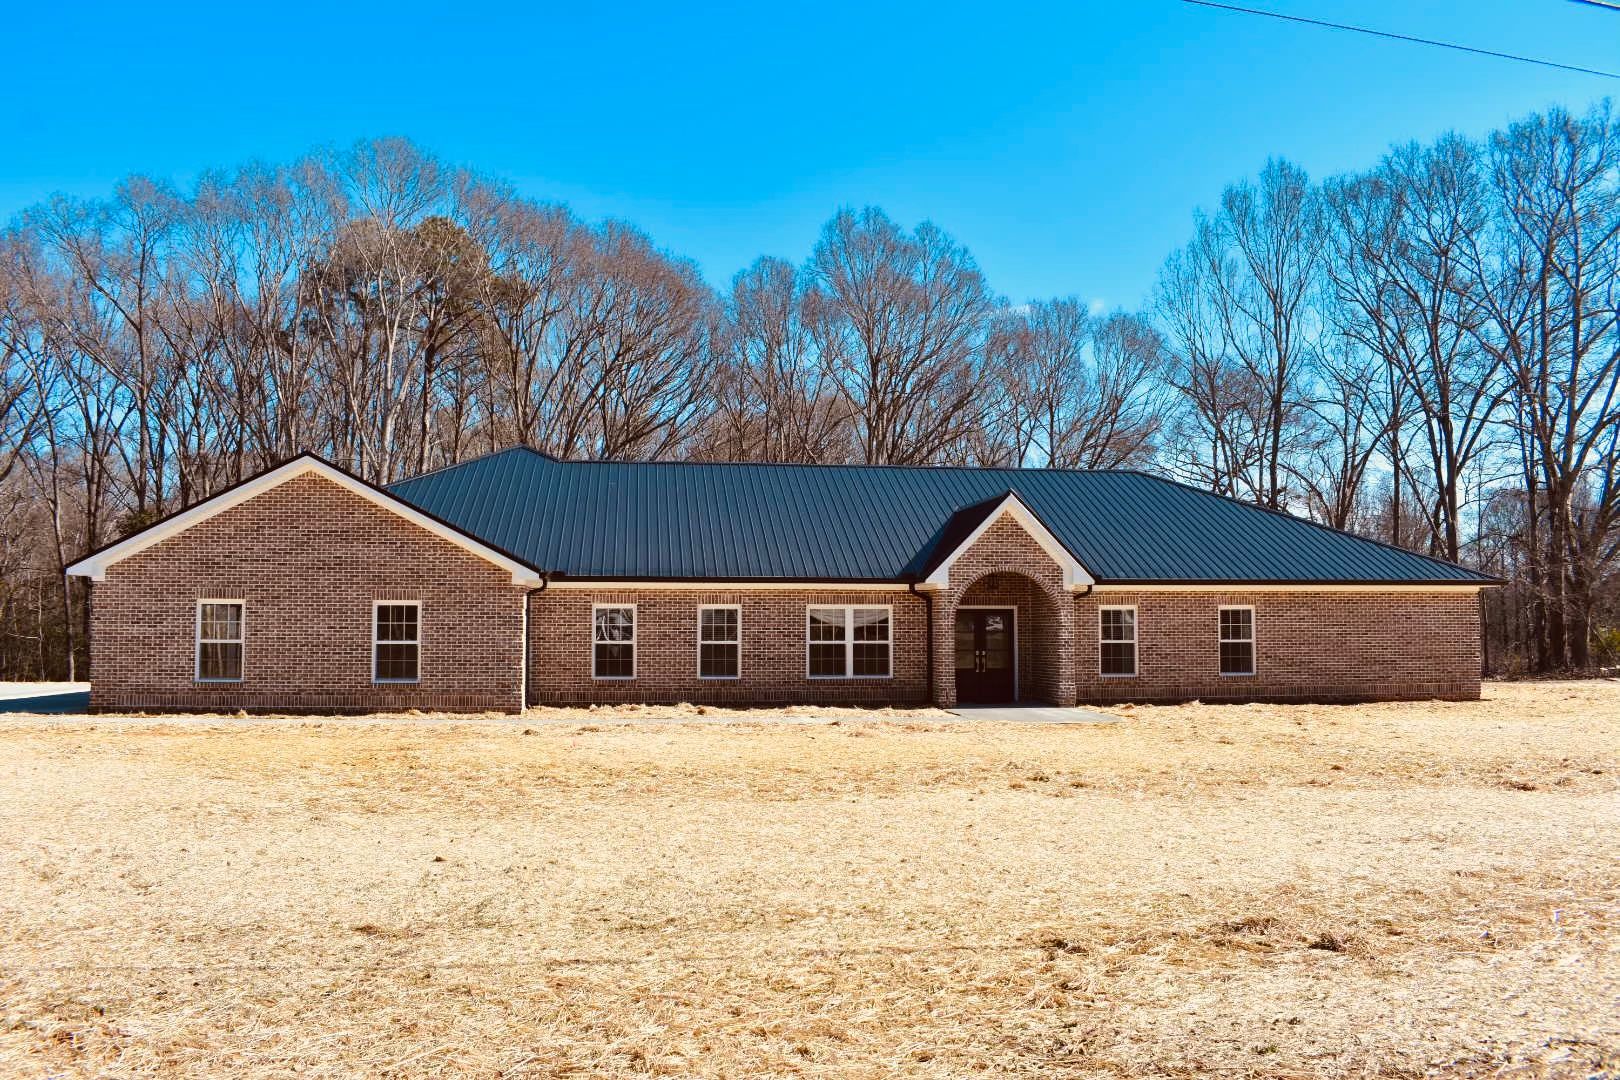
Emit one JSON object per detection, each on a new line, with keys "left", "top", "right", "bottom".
{"left": 1089, "top": 583, "right": 1489, "bottom": 593}
{"left": 546, "top": 581, "right": 913, "bottom": 591}
{"left": 65, "top": 455, "right": 545, "bottom": 587}
{"left": 923, "top": 494, "right": 1094, "bottom": 591}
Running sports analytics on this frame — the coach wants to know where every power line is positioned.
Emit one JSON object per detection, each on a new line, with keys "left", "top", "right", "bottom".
{"left": 1180, "top": 0, "right": 1620, "bottom": 79}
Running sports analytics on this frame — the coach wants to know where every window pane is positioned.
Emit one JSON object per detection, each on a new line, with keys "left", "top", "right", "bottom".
{"left": 376, "top": 642, "right": 419, "bottom": 681}
{"left": 595, "top": 642, "right": 634, "bottom": 677}
{"left": 200, "top": 603, "right": 242, "bottom": 641}
{"left": 1101, "top": 641, "right": 1136, "bottom": 676}
{"left": 1219, "top": 608, "right": 1252, "bottom": 641}
{"left": 1101, "top": 608, "right": 1134, "bottom": 641}
{"left": 376, "top": 604, "right": 419, "bottom": 642}
{"left": 700, "top": 607, "right": 738, "bottom": 642}
{"left": 853, "top": 642, "right": 890, "bottom": 677}
{"left": 852, "top": 608, "right": 890, "bottom": 641}
{"left": 699, "top": 642, "right": 739, "bottom": 678}
{"left": 808, "top": 608, "right": 846, "bottom": 642}
{"left": 198, "top": 642, "right": 242, "bottom": 680}
{"left": 595, "top": 607, "right": 634, "bottom": 642}
{"left": 809, "top": 642, "right": 845, "bottom": 677}
{"left": 1220, "top": 641, "right": 1254, "bottom": 675}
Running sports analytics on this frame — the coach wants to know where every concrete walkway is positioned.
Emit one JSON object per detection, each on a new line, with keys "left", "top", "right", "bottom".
{"left": 947, "top": 704, "right": 1120, "bottom": 723}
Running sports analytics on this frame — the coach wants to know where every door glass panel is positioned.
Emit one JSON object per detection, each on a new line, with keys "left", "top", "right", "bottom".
{"left": 954, "top": 614, "right": 975, "bottom": 671}
{"left": 983, "top": 612, "right": 1011, "bottom": 670}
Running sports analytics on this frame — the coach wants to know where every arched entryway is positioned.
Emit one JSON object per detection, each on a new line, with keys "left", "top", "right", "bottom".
{"left": 951, "top": 571, "right": 1067, "bottom": 705}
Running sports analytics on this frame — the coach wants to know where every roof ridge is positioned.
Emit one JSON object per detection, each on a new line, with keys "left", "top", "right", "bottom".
{"left": 1118, "top": 469, "right": 1497, "bottom": 581}
{"left": 542, "top": 456, "right": 1138, "bottom": 476}
{"left": 392, "top": 444, "right": 553, "bottom": 487}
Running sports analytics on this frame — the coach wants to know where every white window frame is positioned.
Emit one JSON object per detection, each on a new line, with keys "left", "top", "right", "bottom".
{"left": 1098, "top": 604, "right": 1138, "bottom": 678}
{"left": 372, "top": 600, "right": 422, "bottom": 684}
{"left": 805, "top": 604, "right": 894, "bottom": 680}
{"left": 697, "top": 604, "right": 741, "bottom": 680}
{"left": 592, "top": 603, "right": 637, "bottom": 680}
{"left": 1218, "top": 605, "right": 1256, "bottom": 677}
{"left": 194, "top": 599, "right": 245, "bottom": 683}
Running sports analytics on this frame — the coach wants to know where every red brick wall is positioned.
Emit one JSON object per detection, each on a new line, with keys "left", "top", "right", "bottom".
{"left": 88, "top": 473, "right": 528, "bottom": 713}
{"left": 1072, "top": 590, "right": 1482, "bottom": 703}
{"left": 526, "top": 588, "right": 930, "bottom": 705}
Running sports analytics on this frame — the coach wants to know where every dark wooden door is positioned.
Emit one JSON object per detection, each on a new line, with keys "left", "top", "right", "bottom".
{"left": 955, "top": 608, "right": 1015, "bottom": 703}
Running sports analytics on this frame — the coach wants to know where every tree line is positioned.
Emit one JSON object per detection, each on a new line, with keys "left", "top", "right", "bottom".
{"left": 2, "top": 103, "right": 1617, "bottom": 680}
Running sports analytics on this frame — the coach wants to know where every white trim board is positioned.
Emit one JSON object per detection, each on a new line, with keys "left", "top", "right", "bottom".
{"left": 1088, "top": 583, "right": 1488, "bottom": 593}
{"left": 923, "top": 494, "right": 1094, "bottom": 592}
{"left": 545, "top": 581, "right": 912, "bottom": 592}
{"left": 65, "top": 455, "right": 544, "bottom": 587}
{"left": 543, "top": 579, "right": 1482, "bottom": 593}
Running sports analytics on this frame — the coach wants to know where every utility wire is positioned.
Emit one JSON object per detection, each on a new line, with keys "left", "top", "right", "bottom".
{"left": 1180, "top": 0, "right": 1620, "bottom": 79}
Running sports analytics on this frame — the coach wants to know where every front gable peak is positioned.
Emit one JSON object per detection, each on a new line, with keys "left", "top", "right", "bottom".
{"left": 920, "top": 491, "right": 1094, "bottom": 591}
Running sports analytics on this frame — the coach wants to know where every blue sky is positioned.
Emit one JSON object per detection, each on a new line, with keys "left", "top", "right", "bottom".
{"left": 2, "top": 0, "right": 1613, "bottom": 309}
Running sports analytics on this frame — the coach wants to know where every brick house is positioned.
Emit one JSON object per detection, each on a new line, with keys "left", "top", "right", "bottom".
{"left": 68, "top": 449, "right": 1495, "bottom": 713}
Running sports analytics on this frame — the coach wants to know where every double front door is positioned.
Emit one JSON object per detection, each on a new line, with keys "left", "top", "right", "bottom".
{"left": 955, "top": 608, "right": 1015, "bottom": 703}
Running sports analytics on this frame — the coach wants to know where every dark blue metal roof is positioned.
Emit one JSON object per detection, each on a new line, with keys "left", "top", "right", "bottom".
{"left": 386, "top": 447, "right": 1493, "bottom": 585}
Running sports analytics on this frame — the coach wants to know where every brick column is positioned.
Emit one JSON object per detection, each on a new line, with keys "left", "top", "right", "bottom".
{"left": 931, "top": 592, "right": 957, "bottom": 708}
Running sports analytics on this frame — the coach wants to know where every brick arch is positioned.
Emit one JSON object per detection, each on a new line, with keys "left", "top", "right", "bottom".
{"left": 928, "top": 514, "right": 1078, "bottom": 707}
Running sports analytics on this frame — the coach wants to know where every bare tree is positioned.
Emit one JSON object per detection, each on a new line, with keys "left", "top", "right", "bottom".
{"left": 704, "top": 257, "right": 849, "bottom": 462}
{"left": 988, "top": 300, "right": 1166, "bottom": 468}
{"left": 1476, "top": 104, "right": 1620, "bottom": 669}
{"left": 1158, "top": 160, "right": 1321, "bottom": 508}
{"left": 1324, "top": 136, "right": 1508, "bottom": 562}
{"left": 806, "top": 208, "right": 996, "bottom": 465}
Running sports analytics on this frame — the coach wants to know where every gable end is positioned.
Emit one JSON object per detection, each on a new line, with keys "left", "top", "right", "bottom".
{"left": 921, "top": 492, "right": 1094, "bottom": 591}
{"left": 66, "top": 455, "right": 545, "bottom": 586}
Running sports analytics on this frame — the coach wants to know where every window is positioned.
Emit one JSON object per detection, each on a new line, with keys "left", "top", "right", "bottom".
{"left": 1219, "top": 606, "right": 1255, "bottom": 676}
{"left": 373, "top": 602, "right": 420, "bottom": 683}
{"left": 593, "top": 604, "right": 636, "bottom": 678}
{"left": 1099, "top": 606, "right": 1137, "bottom": 677}
{"left": 195, "top": 600, "right": 244, "bottom": 681}
{"left": 806, "top": 606, "right": 892, "bottom": 678}
{"left": 698, "top": 605, "right": 740, "bottom": 679}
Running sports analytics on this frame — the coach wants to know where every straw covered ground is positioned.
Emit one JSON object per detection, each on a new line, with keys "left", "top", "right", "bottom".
{"left": 1, "top": 681, "right": 1616, "bottom": 1078}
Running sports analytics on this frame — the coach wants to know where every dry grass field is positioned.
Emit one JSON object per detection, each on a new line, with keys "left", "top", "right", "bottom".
{"left": 1, "top": 682, "right": 1616, "bottom": 1078}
